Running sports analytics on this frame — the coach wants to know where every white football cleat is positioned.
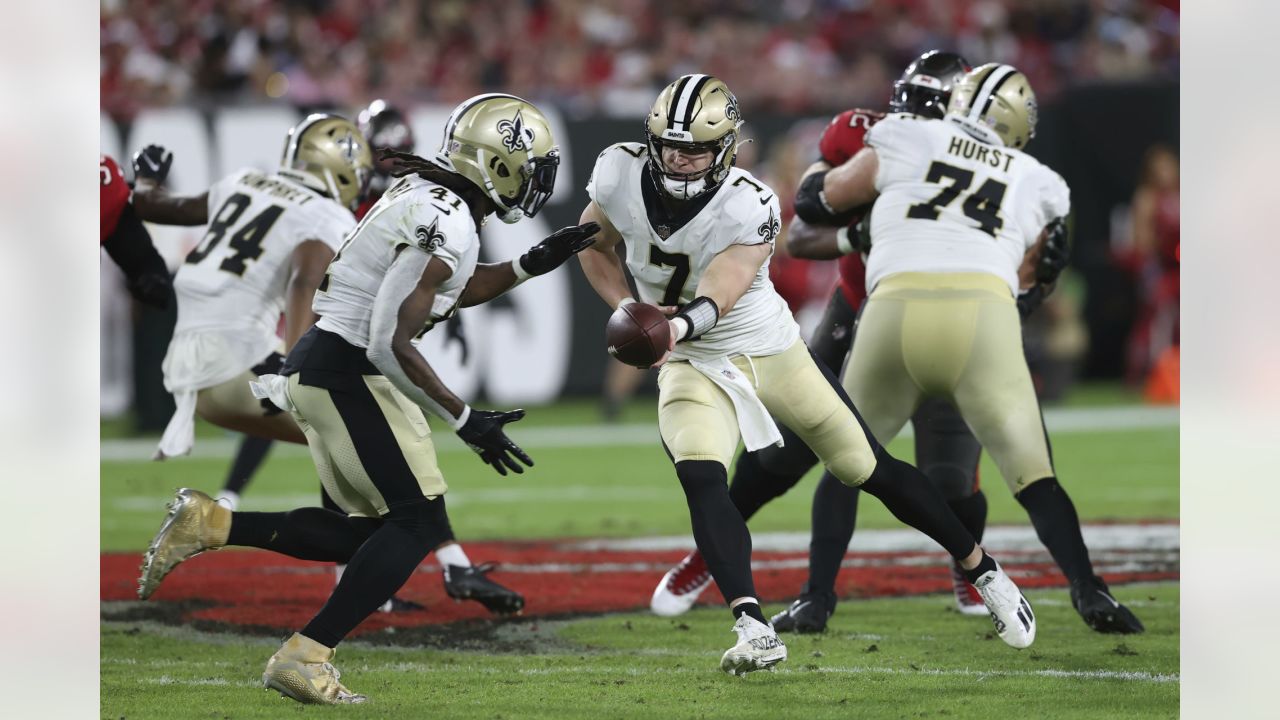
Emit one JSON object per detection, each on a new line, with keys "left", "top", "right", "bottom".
{"left": 950, "top": 562, "right": 990, "bottom": 616}
{"left": 972, "top": 560, "right": 1036, "bottom": 649}
{"left": 650, "top": 551, "right": 712, "bottom": 617}
{"left": 720, "top": 615, "right": 787, "bottom": 676}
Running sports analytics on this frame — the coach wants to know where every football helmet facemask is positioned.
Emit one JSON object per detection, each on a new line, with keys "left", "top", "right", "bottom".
{"left": 437, "top": 93, "right": 560, "bottom": 224}
{"left": 645, "top": 74, "right": 743, "bottom": 201}
{"left": 947, "top": 63, "right": 1038, "bottom": 149}
{"left": 279, "top": 114, "right": 374, "bottom": 212}
{"left": 890, "top": 50, "right": 971, "bottom": 119}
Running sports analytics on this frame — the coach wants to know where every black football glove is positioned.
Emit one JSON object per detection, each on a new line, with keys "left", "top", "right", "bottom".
{"left": 518, "top": 222, "right": 600, "bottom": 277}
{"left": 456, "top": 409, "right": 533, "bottom": 476}
{"left": 132, "top": 144, "right": 173, "bottom": 184}
{"left": 126, "top": 272, "right": 173, "bottom": 311}
{"left": 1016, "top": 283, "right": 1048, "bottom": 319}
{"left": 1036, "top": 218, "right": 1071, "bottom": 285}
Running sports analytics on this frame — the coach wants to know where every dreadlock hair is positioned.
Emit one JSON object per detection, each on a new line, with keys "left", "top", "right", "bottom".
{"left": 378, "top": 148, "right": 494, "bottom": 230}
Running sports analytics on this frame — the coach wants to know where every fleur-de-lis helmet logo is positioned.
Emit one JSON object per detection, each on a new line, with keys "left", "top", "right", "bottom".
{"left": 497, "top": 109, "right": 536, "bottom": 153}
{"left": 336, "top": 131, "right": 359, "bottom": 162}
{"left": 415, "top": 218, "right": 447, "bottom": 252}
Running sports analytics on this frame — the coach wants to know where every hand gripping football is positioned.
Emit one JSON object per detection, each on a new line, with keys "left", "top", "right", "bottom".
{"left": 606, "top": 302, "right": 670, "bottom": 368}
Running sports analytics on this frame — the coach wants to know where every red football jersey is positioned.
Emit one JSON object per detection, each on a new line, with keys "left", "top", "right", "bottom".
{"left": 817, "top": 109, "right": 884, "bottom": 309}
{"left": 100, "top": 154, "right": 130, "bottom": 243}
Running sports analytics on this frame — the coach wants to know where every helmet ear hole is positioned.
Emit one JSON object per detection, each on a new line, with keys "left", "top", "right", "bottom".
{"left": 496, "top": 164, "right": 511, "bottom": 179}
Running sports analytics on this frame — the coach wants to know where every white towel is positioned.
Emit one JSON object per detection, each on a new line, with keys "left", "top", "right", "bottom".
{"left": 249, "top": 373, "right": 295, "bottom": 414}
{"left": 154, "top": 390, "right": 198, "bottom": 460}
{"left": 687, "top": 357, "right": 783, "bottom": 452}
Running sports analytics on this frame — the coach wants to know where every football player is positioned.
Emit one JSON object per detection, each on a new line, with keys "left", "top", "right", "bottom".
{"left": 100, "top": 154, "right": 171, "bottom": 308}
{"left": 798, "top": 63, "right": 1143, "bottom": 635}
{"left": 578, "top": 74, "right": 1037, "bottom": 675}
{"left": 648, "top": 51, "right": 996, "bottom": 625}
{"left": 137, "top": 94, "right": 598, "bottom": 704}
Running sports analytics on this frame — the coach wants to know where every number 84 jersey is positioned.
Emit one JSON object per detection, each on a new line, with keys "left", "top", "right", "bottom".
{"left": 864, "top": 114, "right": 1070, "bottom": 296}
{"left": 587, "top": 143, "right": 799, "bottom": 362}
{"left": 168, "top": 169, "right": 354, "bottom": 388}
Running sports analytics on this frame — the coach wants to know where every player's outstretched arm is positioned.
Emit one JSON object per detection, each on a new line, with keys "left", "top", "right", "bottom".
{"left": 576, "top": 202, "right": 632, "bottom": 309}
{"left": 367, "top": 248, "right": 533, "bottom": 476}
{"left": 785, "top": 215, "right": 846, "bottom": 260}
{"left": 284, "top": 240, "right": 334, "bottom": 351}
{"left": 794, "top": 150, "right": 880, "bottom": 226}
{"left": 459, "top": 221, "right": 600, "bottom": 308}
{"left": 666, "top": 242, "right": 772, "bottom": 345}
{"left": 129, "top": 145, "right": 209, "bottom": 226}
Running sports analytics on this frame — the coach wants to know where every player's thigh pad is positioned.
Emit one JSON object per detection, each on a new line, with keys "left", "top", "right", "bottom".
{"left": 950, "top": 292, "right": 1055, "bottom": 494}
{"left": 841, "top": 292, "right": 922, "bottom": 444}
{"left": 286, "top": 373, "right": 448, "bottom": 517}
{"left": 657, "top": 362, "right": 740, "bottom": 468}
{"left": 748, "top": 340, "right": 878, "bottom": 487}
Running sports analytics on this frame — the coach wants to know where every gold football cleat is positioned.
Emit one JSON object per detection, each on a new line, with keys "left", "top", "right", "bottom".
{"left": 136, "top": 488, "right": 230, "bottom": 600}
{"left": 263, "top": 633, "right": 367, "bottom": 705}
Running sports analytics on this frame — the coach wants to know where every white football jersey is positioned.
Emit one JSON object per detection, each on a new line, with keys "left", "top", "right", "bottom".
{"left": 863, "top": 114, "right": 1071, "bottom": 295}
{"left": 587, "top": 143, "right": 798, "bottom": 361}
{"left": 165, "top": 169, "right": 353, "bottom": 390}
{"left": 315, "top": 175, "right": 480, "bottom": 349}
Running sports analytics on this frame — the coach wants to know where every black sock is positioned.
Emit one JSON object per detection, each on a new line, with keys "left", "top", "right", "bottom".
{"left": 731, "top": 601, "right": 767, "bottom": 624}
{"left": 221, "top": 435, "right": 274, "bottom": 496}
{"left": 806, "top": 471, "right": 859, "bottom": 596}
{"left": 302, "top": 499, "right": 450, "bottom": 648}
{"left": 677, "top": 460, "right": 757, "bottom": 603}
{"left": 858, "top": 453, "right": 977, "bottom": 560}
{"left": 948, "top": 490, "right": 988, "bottom": 544}
{"left": 1016, "top": 477, "right": 1095, "bottom": 585}
{"left": 727, "top": 448, "right": 806, "bottom": 522}
{"left": 227, "top": 508, "right": 379, "bottom": 562}
{"left": 962, "top": 551, "right": 998, "bottom": 584}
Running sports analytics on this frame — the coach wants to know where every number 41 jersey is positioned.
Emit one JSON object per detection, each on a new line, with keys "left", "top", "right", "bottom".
{"left": 168, "top": 169, "right": 353, "bottom": 389}
{"left": 864, "top": 114, "right": 1070, "bottom": 295}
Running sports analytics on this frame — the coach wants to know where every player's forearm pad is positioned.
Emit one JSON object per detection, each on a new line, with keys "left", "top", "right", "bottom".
{"left": 674, "top": 296, "right": 720, "bottom": 341}
{"left": 794, "top": 171, "right": 859, "bottom": 227}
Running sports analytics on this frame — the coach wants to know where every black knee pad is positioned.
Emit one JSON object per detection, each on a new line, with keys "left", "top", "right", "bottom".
{"left": 384, "top": 498, "right": 453, "bottom": 549}
{"left": 925, "top": 463, "right": 978, "bottom": 501}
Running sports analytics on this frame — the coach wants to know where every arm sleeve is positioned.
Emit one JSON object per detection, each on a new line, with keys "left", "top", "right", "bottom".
{"left": 365, "top": 248, "right": 467, "bottom": 428}
{"left": 864, "top": 116, "right": 919, "bottom": 192}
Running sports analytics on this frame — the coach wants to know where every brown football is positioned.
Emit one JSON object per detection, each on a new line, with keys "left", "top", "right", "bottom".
{"left": 606, "top": 302, "right": 671, "bottom": 368}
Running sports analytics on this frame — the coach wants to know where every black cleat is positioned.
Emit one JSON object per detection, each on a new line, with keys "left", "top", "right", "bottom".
{"left": 769, "top": 591, "right": 837, "bottom": 634}
{"left": 379, "top": 595, "right": 427, "bottom": 613}
{"left": 443, "top": 563, "right": 525, "bottom": 615}
{"left": 1070, "top": 576, "right": 1145, "bottom": 634}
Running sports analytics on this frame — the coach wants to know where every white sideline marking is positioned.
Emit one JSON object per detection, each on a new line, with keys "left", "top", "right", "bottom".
{"left": 810, "top": 666, "right": 1179, "bottom": 684}
{"left": 99, "top": 405, "right": 1178, "bottom": 461}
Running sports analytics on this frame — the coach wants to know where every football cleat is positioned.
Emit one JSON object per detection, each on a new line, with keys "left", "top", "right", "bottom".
{"left": 1071, "top": 576, "right": 1145, "bottom": 634}
{"left": 972, "top": 560, "right": 1036, "bottom": 649}
{"left": 443, "top": 563, "right": 525, "bottom": 615}
{"left": 769, "top": 590, "right": 837, "bottom": 634}
{"left": 650, "top": 551, "right": 712, "bottom": 617}
{"left": 379, "top": 596, "right": 427, "bottom": 613}
{"left": 263, "top": 633, "right": 366, "bottom": 705}
{"left": 950, "top": 562, "right": 989, "bottom": 616}
{"left": 720, "top": 615, "right": 787, "bottom": 676}
{"left": 137, "top": 488, "right": 229, "bottom": 600}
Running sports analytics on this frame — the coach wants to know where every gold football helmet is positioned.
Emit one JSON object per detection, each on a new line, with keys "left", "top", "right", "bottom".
{"left": 947, "top": 63, "right": 1038, "bottom": 149}
{"left": 646, "top": 74, "right": 743, "bottom": 199}
{"left": 279, "top": 114, "right": 373, "bottom": 212}
{"left": 438, "top": 93, "right": 560, "bottom": 224}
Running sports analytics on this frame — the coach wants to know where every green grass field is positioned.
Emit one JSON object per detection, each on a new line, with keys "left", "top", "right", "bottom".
{"left": 100, "top": 390, "right": 1179, "bottom": 718}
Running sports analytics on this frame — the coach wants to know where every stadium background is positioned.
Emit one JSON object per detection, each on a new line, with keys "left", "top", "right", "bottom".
{"left": 101, "top": 0, "right": 1179, "bottom": 428}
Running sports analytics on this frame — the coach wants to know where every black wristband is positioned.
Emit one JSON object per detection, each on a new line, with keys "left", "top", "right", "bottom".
{"left": 674, "top": 296, "right": 720, "bottom": 341}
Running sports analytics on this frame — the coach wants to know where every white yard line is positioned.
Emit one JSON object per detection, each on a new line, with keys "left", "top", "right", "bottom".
{"left": 100, "top": 405, "right": 1178, "bottom": 461}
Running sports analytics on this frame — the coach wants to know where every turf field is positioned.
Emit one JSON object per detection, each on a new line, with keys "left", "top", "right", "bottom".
{"left": 100, "top": 392, "right": 1179, "bottom": 718}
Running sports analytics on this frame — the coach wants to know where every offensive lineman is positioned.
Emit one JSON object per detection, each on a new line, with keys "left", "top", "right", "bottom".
{"left": 137, "top": 94, "right": 599, "bottom": 703}
{"left": 802, "top": 63, "right": 1143, "bottom": 635}
{"left": 578, "top": 74, "right": 1037, "bottom": 676}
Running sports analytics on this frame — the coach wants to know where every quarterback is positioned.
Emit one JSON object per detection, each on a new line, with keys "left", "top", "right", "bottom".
{"left": 578, "top": 74, "right": 1037, "bottom": 675}
{"left": 137, "top": 94, "right": 598, "bottom": 704}
{"left": 801, "top": 63, "right": 1144, "bottom": 634}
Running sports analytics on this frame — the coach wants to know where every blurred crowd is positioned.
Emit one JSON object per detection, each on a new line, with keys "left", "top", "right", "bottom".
{"left": 101, "top": 0, "right": 1179, "bottom": 121}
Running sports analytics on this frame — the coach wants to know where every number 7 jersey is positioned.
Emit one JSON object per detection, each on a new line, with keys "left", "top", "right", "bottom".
{"left": 168, "top": 168, "right": 354, "bottom": 388}
{"left": 863, "top": 114, "right": 1070, "bottom": 295}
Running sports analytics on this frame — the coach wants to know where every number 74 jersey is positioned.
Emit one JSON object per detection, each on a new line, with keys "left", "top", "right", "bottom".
{"left": 863, "top": 114, "right": 1070, "bottom": 295}
{"left": 172, "top": 168, "right": 354, "bottom": 372}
